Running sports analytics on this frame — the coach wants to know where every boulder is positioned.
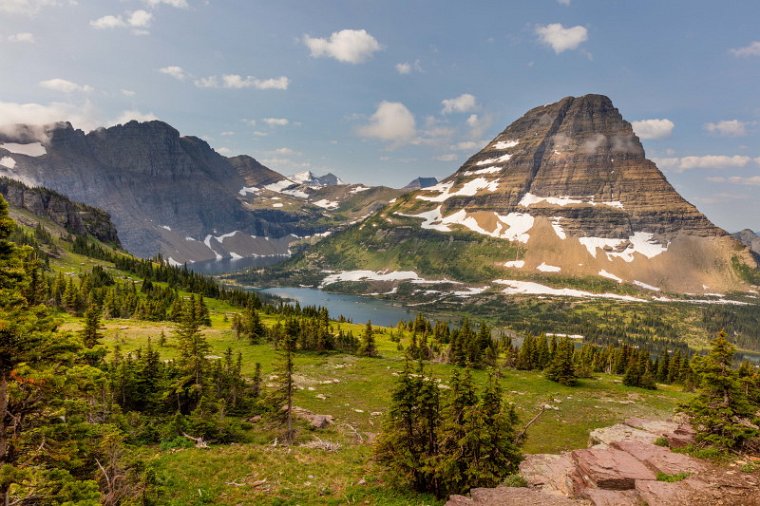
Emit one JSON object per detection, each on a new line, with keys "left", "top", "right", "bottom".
{"left": 588, "top": 423, "right": 658, "bottom": 447}
{"left": 520, "top": 453, "right": 583, "bottom": 496}
{"left": 572, "top": 447, "right": 656, "bottom": 490}
{"left": 610, "top": 440, "right": 705, "bottom": 475}
{"left": 634, "top": 478, "right": 714, "bottom": 506}
{"left": 581, "top": 488, "right": 641, "bottom": 506}
{"left": 446, "top": 486, "right": 589, "bottom": 505}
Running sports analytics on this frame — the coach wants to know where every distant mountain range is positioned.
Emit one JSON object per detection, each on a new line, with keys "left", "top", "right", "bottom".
{"left": 734, "top": 229, "right": 760, "bottom": 260}
{"left": 0, "top": 120, "right": 402, "bottom": 264}
{"left": 280, "top": 94, "right": 758, "bottom": 295}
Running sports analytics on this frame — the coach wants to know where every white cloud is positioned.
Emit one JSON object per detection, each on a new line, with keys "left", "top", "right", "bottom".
{"left": 535, "top": 23, "right": 588, "bottom": 53}
{"left": 436, "top": 153, "right": 458, "bottom": 162}
{"left": 220, "top": 131, "right": 235, "bottom": 137}
{"left": 111, "top": 110, "right": 158, "bottom": 125}
{"left": 727, "top": 176, "right": 760, "bottom": 186}
{"left": 730, "top": 41, "right": 760, "bottom": 57}
{"left": 194, "top": 74, "right": 289, "bottom": 90}
{"left": 451, "top": 141, "right": 480, "bottom": 151}
{"left": 0, "top": 100, "right": 99, "bottom": 131}
{"left": 143, "top": 0, "right": 187, "bottom": 8}
{"left": 654, "top": 155, "right": 752, "bottom": 173}
{"left": 159, "top": 65, "right": 187, "bottom": 80}
{"left": 8, "top": 32, "right": 35, "bottom": 43}
{"left": 303, "top": 29, "right": 381, "bottom": 64}
{"left": 358, "top": 101, "right": 416, "bottom": 145}
{"left": 263, "top": 118, "right": 289, "bottom": 127}
{"left": 631, "top": 118, "right": 674, "bottom": 140}
{"left": 395, "top": 60, "right": 422, "bottom": 75}
{"left": 273, "top": 147, "right": 299, "bottom": 155}
{"left": 704, "top": 119, "right": 748, "bottom": 137}
{"left": 0, "top": 0, "right": 60, "bottom": 15}
{"left": 441, "top": 93, "right": 477, "bottom": 114}
{"left": 90, "top": 10, "right": 152, "bottom": 31}
{"left": 39, "top": 78, "right": 93, "bottom": 93}
{"left": 557, "top": 0, "right": 571, "bottom": 5}
{"left": 120, "top": 89, "right": 136, "bottom": 97}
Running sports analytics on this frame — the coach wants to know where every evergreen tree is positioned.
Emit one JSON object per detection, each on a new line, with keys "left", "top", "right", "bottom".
{"left": 80, "top": 303, "right": 104, "bottom": 348}
{"left": 173, "top": 295, "right": 210, "bottom": 411}
{"left": 685, "top": 331, "right": 758, "bottom": 450}
{"left": 545, "top": 337, "right": 577, "bottom": 386}
{"left": 358, "top": 320, "right": 378, "bottom": 357}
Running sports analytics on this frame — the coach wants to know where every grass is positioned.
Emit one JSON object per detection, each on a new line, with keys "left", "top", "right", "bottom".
{"left": 656, "top": 471, "right": 690, "bottom": 482}
{"left": 57, "top": 295, "right": 694, "bottom": 505}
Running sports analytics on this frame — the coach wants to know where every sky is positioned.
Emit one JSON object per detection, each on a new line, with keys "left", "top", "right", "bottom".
{"left": 1, "top": 0, "right": 760, "bottom": 232}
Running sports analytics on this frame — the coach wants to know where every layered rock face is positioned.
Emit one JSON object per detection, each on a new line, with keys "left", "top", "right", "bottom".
{"left": 380, "top": 94, "right": 756, "bottom": 293}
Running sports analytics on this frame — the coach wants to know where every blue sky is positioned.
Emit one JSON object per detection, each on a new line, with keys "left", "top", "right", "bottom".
{"left": 1, "top": 0, "right": 759, "bottom": 231}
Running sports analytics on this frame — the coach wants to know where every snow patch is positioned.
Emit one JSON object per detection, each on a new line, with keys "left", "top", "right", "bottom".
{"left": 550, "top": 217, "right": 566, "bottom": 240}
{"left": 476, "top": 153, "right": 512, "bottom": 166}
{"left": 599, "top": 270, "right": 623, "bottom": 283}
{"left": 494, "top": 279, "right": 648, "bottom": 302}
{"left": 495, "top": 213, "right": 534, "bottom": 243}
{"left": 579, "top": 232, "right": 667, "bottom": 263}
{"left": 519, "top": 192, "right": 624, "bottom": 210}
{"left": 167, "top": 257, "right": 183, "bottom": 267}
{"left": 203, "top": 234, "right": 223, "bottom": 261}
{"left": 350, "top": 185, "right": 371, "bottom": 193}
{"left": 0, "top": 142, "right": 47, "bottom": 157}
{"left": 214, "top": 231, "right": 238, "bottom": 242}
{"left": 160, "top": 225, "right": 172, "bottom": 231}
{"left": 397, "top": 207, "right": 533, "bottom": 243}
{"left": 229, "top": 252, "right": 243, "bottom": 260}
{"left": 493, "top": 139, "right": 518, "bottom": 150}
{"left": 633, "top": 280, "right": 660, "bottom": 291}
{"left": 504, "top": 260, "right": 525, "bottom": 269}
{"left": 185, "top": 236, "right": 196, "bottom": 241}
{"left": 0, "top": 156, "right": 16, "bottom": 169}
{"left": 417, "top": 177, "right": 498, "bottom": 202}
{"left": 238, "top": 186, "right": 260, "bottom": 196}
{"left": 322, "top": 270, "right": 421, "bottom": 286}
{"left": 272, "top": 202, "right": 284, "bottom": 208}
{"left": 463, "top": 166, "right": 501, "bottom": 176}
{"left": 537, "top": 262, "right": 561, "bottom": 273}
{"left": 453, "top": 286, "right": 488, "bottom": 297}
{"left": 313, "top": 199, "right": 339, "bottom": 209}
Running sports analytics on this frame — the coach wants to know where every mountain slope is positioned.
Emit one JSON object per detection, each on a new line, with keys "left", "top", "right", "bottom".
{"left": 0, "top": 121, "right": 400, "bottom": 265}
{"left": 734, "top": 229, "right": 760, "bottom": 259}
{"left": 284, "top": 94, "right": 756, "bottom": 294}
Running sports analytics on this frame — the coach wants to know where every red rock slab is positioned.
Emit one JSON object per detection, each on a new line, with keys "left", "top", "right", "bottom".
{"left": 520, "top": 453, "right": 582, "bottom": 496}
{"left": 610, "top": 440, "right": 706, "bottom": 475}
{"left": 446, "top": 487, "right": 590, "bottom": 506}
{"left": 572, "top": 447, "right": 656, "bottom": 490}
{"left": 581, "top": 488, "right": 642, "bottom": 506}
{"left": 634, "top": 477, "right": 715, "bottom": 506}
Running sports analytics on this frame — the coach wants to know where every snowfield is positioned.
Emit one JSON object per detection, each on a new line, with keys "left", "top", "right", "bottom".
{"left": 0, "top": 142, "right": 47, "bottom": 157}
{"left": 493, "top": 279, "right": 648, "bottom": 302}
{"left": 313, "top": 199, "right": 339, "bottom": 209}
{"left": 416, "top": 177, "right": 499, "bottom": 202}
{"left": 493, "top": 139, "right": 519, "bottom": 150}
{"left": 397, "top": 207, "right": 534, "bottom": 243}
{"left": 0, "top": 156, "right": 16, "bottom": 169}
{"left": 579, "top": 232, "right": 668, "bottom": 262}
{"left": 599, "top": 270, "right": 623, "bottom": 283}
{"left": 519, "top": 192, "right": 624, "bottom": 209}
{"left": 537, "top": 262, "right": 561, "bottom": 273}
{"left": 475, "top": 153, "right": 512, "bottom": 166}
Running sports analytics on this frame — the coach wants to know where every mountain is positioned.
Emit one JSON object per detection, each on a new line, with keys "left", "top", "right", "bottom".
{"left": 0, "top": 176, "right": 120, "bottom": 244}
{"left": 404, "top": 177, "right": 439, "bottom": 189}
{"left": 282, "top": 94, "right": 757, "bottom": 294}
{"left": 0, "top": 120, "right": 399, "bottom": 266}
{"left": 734, "top": 229, "right": 760, "bottom": 259}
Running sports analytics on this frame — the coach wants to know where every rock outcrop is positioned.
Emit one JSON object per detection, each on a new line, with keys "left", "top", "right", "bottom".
{"left": 448, "top": 417, "right": 760, "bottom": 506}
{"left": 734, "top": 229, "right": 760, "bottom": 259}
{"left": 0, "top": 176, "right": 120, "bottom": 244}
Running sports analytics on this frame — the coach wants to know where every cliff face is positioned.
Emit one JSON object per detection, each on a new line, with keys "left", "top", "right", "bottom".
{"left": 301, "top": 94, "right": 756, "bottom": 294}
{"left": 0, "top": 177, "right": 120, "bottom": 244}
{"left": 734, "top": 229, "right": 760, "bottom": 259}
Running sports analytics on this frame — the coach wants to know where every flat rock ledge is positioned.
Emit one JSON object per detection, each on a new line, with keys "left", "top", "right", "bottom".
{"left": 446, "top": 417, "right": 760, "bottom": 506}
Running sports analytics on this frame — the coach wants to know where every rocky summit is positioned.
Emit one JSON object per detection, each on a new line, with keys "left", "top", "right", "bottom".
{"left": 299, "top": 94, "right": 756, "bottom": 294}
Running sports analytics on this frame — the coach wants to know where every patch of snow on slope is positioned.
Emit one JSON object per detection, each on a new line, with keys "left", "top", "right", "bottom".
{"left": 463, "top": 166, "right": 501, "bottom": 176}
{"left": 1, "top": 142, "right": 47, "bottom": 157}
{"left": 520, "top": 193, "right": 624, "bottom": 209}
{"left": 272, "top": 202, "right": 284, "bottom": 208}
{"left": 160, "top": 225, "right": 171, "bottom": 231}
{"left": 167, "top": 257, "right": 183, "bottom": 267}
{"left": 627, "top": 232, "right": 668, "bottom": 259}
{"left": 0, "top": 156, "right": 16, "bottom": 169}
{"left": 203, "top": 234, "right": 223, "bottom": 261}
{"left": 493, "top": 139, "right": 518, "bottom": 150}
{"left": 496, "top": 213, "right": 534, "bottom": 243}
{"left": 599, "top": 270, "right": 623, "bottom": 283}
{"left": 229, "top": 252, "right": 243, "bottom": 260}
{"left": 551, "top": 217, "right": 566, "bottom": 240}
{"left": 416, "top": 177, "right": 498, "bottom": 202}
{"left": 578, "top": 237, "right": 627, "bottom": 258}
{"left": 313, "top": 199, "right": 339, "bottom": 209}
{"left": 453, "top": 286, "right": 488, "bottom": 297}
{"left": 239, "top": 186, "right": 260, "bottom": 196}
{"left": 580, "top": 233, "right": 668, "bottom": 262}
{"left": 504, "top": 260, "right": 525, "bottom": 268}
{"left": 322, "top": 270, "right": 421, "bottom": 286}
{"left": 214, "top": 231, "right": 238, "bottom": 242}
{"left": 476, "top": 153, "right": 512, "bottom": 166}
{"left": 537, "top": 262, "right": 561, "bottom": 273}
{"left": 494, "top": 279, "right": 647, "bottom": 302}
{"left": 282, "top": 188, "right": 309, "bottom": 199}
{"left": 264, "top": 179, "right": 297, "bottom": 193}
{"left": 633, "top": 280, "right": 660, "bottom": 291}
{"left": 350, "top": 185, "right": 371, "bottom": 193}
{"left": 185, "top": 236, "right": 196, "bottom": 241}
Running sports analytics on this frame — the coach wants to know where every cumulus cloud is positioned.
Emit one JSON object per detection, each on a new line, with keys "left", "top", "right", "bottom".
{"left": 39, "top": 78, "right": 93, "bottom": 93}
{"left": 8, "top": 32, "right": 35, "bottom": 43}
{"left": 557, "top": 0, "right": 571, "bottom": 5}
{"left": 143, "top": 0, "right": 187, "bottom": 7}
{"left": 0, "top": 0, "right": 60, "bottom": 15}
{"left": 441, "top": 93, "right": 477, "bottom": 114}
{"left": 727, "top": 176, "right": 760, "bottom": 186}
{"left": 631, "top": 118, "right": 674, "bottom": 140}
{"left": 0, "top": 99, "right": 99, "bottom": 131}
{"left": 654, "top": 155, "right": 752, "bottom": 173}
{"left": 357, "top": 101, "right": 416, "bottom": 145}
{"left": 395, "top": 60, "right": 422, "bottom": 75}
{"left": 159, "top": 65, "right": 187, "bottom": 80}
{"left": 704, "top": 119, "right": 748, "bottom": 137}
{"left": 194, "top": 74, "right": 289, "bottom": 90}
{"left": 90, "top": 10, "right": 152, "bottom": 32}
{"left": 436, "top": 153, "right": 458, "bottom": 162}
{"left": 120, "top": 89, "right": 136, "bottom": 97}
{"left": 303, "top": 29, "right": 381, "bottom": 64}
{"left": 262, "top": 118, "right": 289, "bottom": 127}
{"left": 536, "top": 23, "right": 588, "bottom": 53}
{"left": 111, "top": 110, "right": 158, "bottom": 125}
{"left": 730, "top": 41, "right": 760, "bottom": 57}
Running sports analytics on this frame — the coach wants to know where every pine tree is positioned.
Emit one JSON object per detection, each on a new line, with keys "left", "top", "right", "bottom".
{"left": 173, "top": 295, "right": 210, "bottom": 411}
{"left": 685, "top": 331, "right": 758, "bottom": 450}
{"left": 269, "top": 317, "right": 298, "bottom": 442}
{"left": 358, "top": 320, "right": 378, "bottom": 357}
{"left": 80, "top": 303, "right": 104, "bottom": 348}
{"left": 545, "top": 337, "right": 577, "bottom": 386}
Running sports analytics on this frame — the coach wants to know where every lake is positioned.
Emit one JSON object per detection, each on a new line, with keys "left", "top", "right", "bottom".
{"left": 259, "top": 286, "right": 416, "bottom": 327}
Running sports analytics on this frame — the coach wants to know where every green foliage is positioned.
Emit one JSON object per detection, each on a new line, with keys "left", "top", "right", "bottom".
{"left": 545, "top": 337, "right": 578, "bottom": 386}
{"left": 656, "top": 471, "right": 690, "bottom": 482}
{"left": 684, "top": 331, "right": 759, "bottom": 450}
{"left": 654, "top": 436, "right": 669, "bottom": 447}
{"left": 358, "top": 320, "right": 378, "bottom": 357}
{"left": 502, "top": 473, "right": 528, "bottom": 488}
